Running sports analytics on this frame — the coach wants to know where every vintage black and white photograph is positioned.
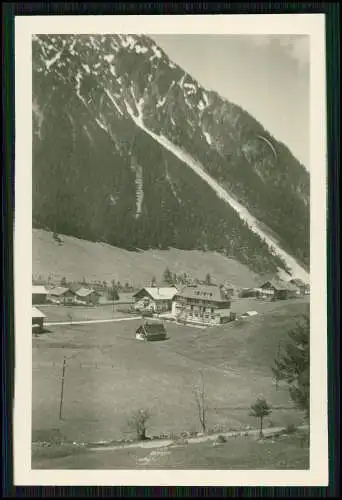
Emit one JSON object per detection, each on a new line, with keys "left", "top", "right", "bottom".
{"left": 14, "top": 14, "right": 328, "bottom": 486}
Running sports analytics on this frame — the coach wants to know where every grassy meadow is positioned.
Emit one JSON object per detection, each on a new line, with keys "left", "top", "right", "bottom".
{"left": 32, "top": 297, "right": 309, "bottom": 447}
{"left": 33, "top": 228, "right": 261, "bottom": 288}
{"left": 38, "top": 304, "right": 135, "bottom": 323}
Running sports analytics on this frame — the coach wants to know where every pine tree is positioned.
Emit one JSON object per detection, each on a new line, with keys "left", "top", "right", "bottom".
{"left": 60, "top": 276, "right": 68, "bottom": 287}
{"left": 272, "top": 311, "right": 310, "bottom": 419}
{"left": 108, "top": 280, "right": 119, "bottom": 301}
{"left": 163, "top": 267, "right": 173, "bottom": 285}
{"left": 204, "top": 272, "right": 212, "bottom": 285}
{"left": 249, "top": 397, "right": 272, "bottom": 437}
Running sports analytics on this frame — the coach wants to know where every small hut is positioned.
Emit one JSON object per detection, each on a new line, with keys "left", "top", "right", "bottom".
{"left": 135, "top": 322, "right": 168, "bottom": 342}
{"left": 32, "top": 306, "right": 46, "bottom": 332}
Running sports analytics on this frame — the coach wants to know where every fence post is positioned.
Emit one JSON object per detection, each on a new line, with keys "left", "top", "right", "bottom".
{"left": 59, "top": 356, "right": 67, "bottom": 420}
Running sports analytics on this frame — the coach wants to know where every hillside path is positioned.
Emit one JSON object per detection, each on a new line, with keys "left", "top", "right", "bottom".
{"left": 45, "top": 316, "right": 142, "bottom": 327}
{"left": 87, "top": 425, "right": 309, "bottom": 452}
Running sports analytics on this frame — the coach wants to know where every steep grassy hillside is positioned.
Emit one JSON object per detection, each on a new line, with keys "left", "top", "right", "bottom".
{"left": 33, "top": 229, "right": 261, "bottom": 288}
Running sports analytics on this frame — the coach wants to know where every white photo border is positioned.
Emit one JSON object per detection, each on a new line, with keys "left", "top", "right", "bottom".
{"left": 14, "top": 13, "right": 328, "bottom": 486}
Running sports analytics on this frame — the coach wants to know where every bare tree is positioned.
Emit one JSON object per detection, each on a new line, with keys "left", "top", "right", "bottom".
{"left": 128, "top": 408, "right": 152, "bottom": 441}
{"left": 193, "top": 371, "right": 208, "bottom": 433}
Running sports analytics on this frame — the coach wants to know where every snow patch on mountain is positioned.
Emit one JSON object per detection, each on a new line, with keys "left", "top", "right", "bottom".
{"left": 81, "top": 63, "right": 91, "bottom": 74}
{"left": 135, "top": 44, "right": 148, "bottom": 54}
{"left": 83, "top": 125, "right": 94, "bottom": 144}
{"left": 157, "top": 96, "right": 167, "bottom": 108}
{"left": 103, "top": 54, "right": 115, "bottom": 63}
{"left": 119, "top": 34, "right": 136, "bottom": 50}
{"left": 165, "top": 165, "right": 182, "bottom": 204}
{"left": 75, "top": 72, "right": 87, "bottom": 107}
{"left": 32, "top": 99, "right": 44, "bottom": 139}
{"left": 134, "top": 165, "right": 144, "bottom": 218}
{"left": 203, "top": 131, "right": 212, "bottom": 145}
{"left": 95, "top": 118, "right": 108, "bottom": 132}
{"left": 45, "top": 50, "right": 63, "bottom": 70}
{"left": 150, "top": 45, "right": 162, "bottom": 61}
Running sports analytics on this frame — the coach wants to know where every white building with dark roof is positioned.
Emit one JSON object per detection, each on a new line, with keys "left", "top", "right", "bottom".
{"left": 172, "top": 285, "right": 233, "bottom": 325}
{"left": 133, "top": 286, "right": 178, "bottom": 313}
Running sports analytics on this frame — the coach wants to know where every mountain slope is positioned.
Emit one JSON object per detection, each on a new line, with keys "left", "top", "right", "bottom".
{"left": 33, "top": 228, "right": 261, "bottom": 289}
{"left": 32, "top": 34, "right": 309, "bottom": 278}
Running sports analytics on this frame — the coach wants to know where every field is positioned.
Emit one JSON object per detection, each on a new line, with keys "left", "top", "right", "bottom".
{"left": 33, "top": 297, "right": 309, "bottom": 449}
{"left": 38, "top": 304, "right": 135, "bottom": 323}
{"left": 32, "top": 431, "right": 309, "bottom": 470}
{"left": 33, "top": 229, "right": 261, "bottom": 288}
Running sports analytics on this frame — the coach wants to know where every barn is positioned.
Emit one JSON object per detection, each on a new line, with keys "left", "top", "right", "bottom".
{"left": 260, "top": 279, "right": 300, "bottom": 300}
{"left": 32, "top": 285, "right": 47, "bottom": 305}
{"left": 289, "top": 278, "right": 310, "bottom": 296}
{"left": 135, "top": 322, "right": 168, "bottom": 341}
{"left": 74, "top": 287, "right": 101, "bottom": 306}
{"left": 47, "top": 286, "right": 76, "bottom": 305}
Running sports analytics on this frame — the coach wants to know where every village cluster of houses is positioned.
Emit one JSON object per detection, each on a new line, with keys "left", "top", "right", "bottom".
{"left": 32, "top": 276, "right": 309, "bottom": 330}
{"left": 131, "top": 276, "right": 309, "bottom": 327}
{"left": 239, "top": 278, "right": 310, "bottom": 300}
{"left": 32, "top": 285, "right": 101, "bottom": 306}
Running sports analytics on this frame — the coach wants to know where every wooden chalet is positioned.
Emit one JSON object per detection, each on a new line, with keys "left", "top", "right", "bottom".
{"left": 47, "top": 286, "right": 76, "bottom": 305}
{"left": 74, "top": 287, "right": 101, "bottom": 306}
{"left": 135, "top": 322, "right": 168, "bottom": 341}
{"left": 260, "top": 279, "right": 300, "bottom": 300}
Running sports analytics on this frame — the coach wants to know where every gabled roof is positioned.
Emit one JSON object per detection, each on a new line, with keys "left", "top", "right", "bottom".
{"left": 48, "top": 286, "right": 74, "bottom": 296}
{"left": 137, "top": 322, "right": 167, "bottom": 334}
{"left": 289, "top": 278, "right": 308, "bottom": 287}
{"left": 32, "top": 306, "right": 46, "bottom": 319}
{"left": 75, "top": 287, "right": 100, "bottom": 297}
{"left": 260, "top": 279, "right": 299, "bottom": 292}
{"left": 32, "top": 285, "right": 47, "bottom": 295}
{"left": 134, "top": 287, "right": 178, "bottom": 301}
{"left": 175, "top": 285, "right": 229, "bottom": 303}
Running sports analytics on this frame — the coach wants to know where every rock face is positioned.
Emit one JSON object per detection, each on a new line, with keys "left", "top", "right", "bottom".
{"left": 32, "top": 34, "right": 309, "bottom": 276}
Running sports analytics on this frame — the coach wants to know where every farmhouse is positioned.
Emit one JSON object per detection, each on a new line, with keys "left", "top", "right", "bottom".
{"left": 47, "top": 286, "right": 76, "bottom": 305}
{"left": 239, "top": 287, "right": 262, "bottom": 298}
{"left": 32, "top": 306, "right": 46, "bottom": 331}
{"left": 32, "top": 285, "right": 48, "bottom": 305}
{"left": 289, "top": 278, "right": 310, "bottom": 295}
{"left": 260, "top": 279, "right": 299, "bottom": 300}
{"left": 135, "top": 322, "right": 168, "bottom": 341}
{"left": 221, "top": 282, "right": 235, "bottom": 297}
{"left": 172, "top": 285, "right": 233, "bottom": 325}
{"left": 74, "top": 287, "right": 101, "bottom": 306}
{"left": 133, "top": 286, "right": 178, "bottom": 313}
